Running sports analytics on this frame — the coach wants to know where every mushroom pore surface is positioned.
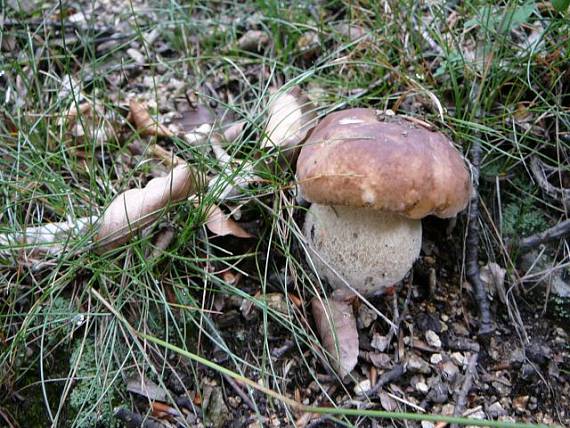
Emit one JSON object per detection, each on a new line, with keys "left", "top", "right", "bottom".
{"left": 303, "top": 204, "right": 421, "bottom": 295}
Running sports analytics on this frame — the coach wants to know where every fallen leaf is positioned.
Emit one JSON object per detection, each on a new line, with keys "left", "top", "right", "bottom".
{"left": 177, "top": 104, "right": 216, "bottom": 132}
{"left": 150, "top": 401, "right": 180, "bottom": 418}
{"left": 129, "top": 100, "right": 173, "bottom": 137}
{"left": 237, "top": 30, "right": 270, "bottom": 52}
{"left": 379, "top": 391, "right": 398, "bottom": 411}
{"left": 127, "top": 375, "right": 168, "bottom": 401}
{"left": 58, "top": 101, "right": 91, "bottom": 127}
{"left": 96, "top": 164, "right": 196, "bottom": 252}
{"left": 311, "top": 296, "right": 358, "bottom": 378}
{"left": 332, "top": 23, "right": 368, "bottom": 42}
{"left": 261, "top": 87, "right": 318, "bottom": 159}
{"left": 480, "top": 262, "right": 507, "bottom": 304}
{"left": 223, "top": 121, "right": 246, "bottom": 143}
{"left": 204, "top": 204, "right": 253, "bottom": 238}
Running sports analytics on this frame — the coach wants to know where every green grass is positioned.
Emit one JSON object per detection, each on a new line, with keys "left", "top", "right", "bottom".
{"left": 1, "top": 0, "right": 569, "bottom": 426}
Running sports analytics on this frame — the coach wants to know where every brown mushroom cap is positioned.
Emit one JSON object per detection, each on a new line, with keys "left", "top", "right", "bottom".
{"left": 297, "top": 108, "right": 472, "bottom": 219}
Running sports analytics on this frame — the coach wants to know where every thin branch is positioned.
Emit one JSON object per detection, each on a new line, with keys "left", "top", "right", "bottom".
{"left": 530, "top": 156, "right": 570, "bottom": 210}
{"left": 518, "top": 218, "right": 570, "bottom": 250}
{"left": 466, "top": 141, "right": 494, "bottom": 335}
{"left": 452, "top": 353, "right": 479, "bottom": 424}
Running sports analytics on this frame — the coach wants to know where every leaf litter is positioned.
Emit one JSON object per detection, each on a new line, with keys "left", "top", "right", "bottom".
{"left": 1, "top": 1, "right": 569, "bottom": 427}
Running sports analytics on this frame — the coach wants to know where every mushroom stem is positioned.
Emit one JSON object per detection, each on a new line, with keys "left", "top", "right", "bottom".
{"left": 303, "top": 204, "right": 422, "bottom": 296}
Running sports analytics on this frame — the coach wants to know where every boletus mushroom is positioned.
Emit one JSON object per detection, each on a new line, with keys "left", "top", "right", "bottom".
{"left": 297, "top": 108, "right": 472, "bottom": 296}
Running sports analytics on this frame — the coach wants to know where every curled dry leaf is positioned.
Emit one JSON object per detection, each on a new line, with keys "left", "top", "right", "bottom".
{"left": 96, "top": 164, "right": 196, "bottom": 252}
{"left": 261, "top": 87, "right": 317, "bottom": 159}
{"left": 204, "top": 204, "right": 253, "bottom": 238}
{"left": 311, "top": 296, "right": 358, "bottom": 378}
{"left": 129, "top": 100, "right": 173, "bottom": 137}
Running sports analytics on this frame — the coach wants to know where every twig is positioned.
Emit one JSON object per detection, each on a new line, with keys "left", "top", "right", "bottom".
{"left": 452, "top": 353, "right": 479, "bottom": 428}
{"left": 530, "top": 156, "right": 570, "bottom": 210}
{"left": 518, "top": 218, "right": 570, "bottom": 250}
{"left": 466, "top": 140, "right": 494, "bottom": 335}
{"left": 221, "top": 373, "right": 257, "bottom": 412}
{"left": 364, "top": 364, "right": 406, "bottom": 398}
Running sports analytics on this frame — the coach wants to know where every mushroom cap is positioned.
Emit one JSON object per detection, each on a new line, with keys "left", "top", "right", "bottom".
{"left": 297, "top": 108, "right": 472, "bottom": 219}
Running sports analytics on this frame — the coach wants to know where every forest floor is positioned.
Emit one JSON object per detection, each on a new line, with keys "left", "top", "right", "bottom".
{"left": 0, "top": 1, "right": 569, "bottom": 427}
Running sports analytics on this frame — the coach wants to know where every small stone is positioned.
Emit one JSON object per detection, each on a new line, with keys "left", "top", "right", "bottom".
{"left": 468, "top": 409, "right": 486, "bottom": 420}
{"left": 452, "top": 322, "right": 470, "bottom": 336}
{"left": 425, "top": 380, "right": 449, "bottom": 404}
{"left": 416, "top": 381, "right": 429, "bottom": 394}
{"left": 357, "top": 305, "right": 377, "bottom": 329}
{"left": 407, "top": 354, "right": 431, "bottom": 374}
{"left": 488, "top": 402, "right": 506, "bottom": 418}
{"left": 450, "top": 352, "right": 466, "bottom": 367}
{"left": 126, "top": 48, "right": 145, "bottom": 65}
{"left": 430, "top": 353, "right": 443, "bottom": 365}
{"left": 441, "top": 314, "right": 449, "bottom": 322}
{"left": 354, "top": 379, "right": 371, "bottom": 395}
{"left": 369, "top": 352, "right": 392, "bottom": 369}
{"left": 425, "top": 330, "right": 441, "bottom": 348}
{"left": 441, "top": 361, "right": 459, "bottom": 382}
{"left": 371, "top": 333, "right": 390, "bottom": 352}
{"left": 442, "top": 404, "right": 455, "bottom": 416}
{"left": 491, "top": 379, "right": 512, "bottom": 397}
{"left": 509, "top": 348, "right": 525, "bottom": 364}
{"left": 513, "top": 395, "right": 529, "bottom": 412}
{"left": 421, "top": 422, "right": 435, "bottom": 428}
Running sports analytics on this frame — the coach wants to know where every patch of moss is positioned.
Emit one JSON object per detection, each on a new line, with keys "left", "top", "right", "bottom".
{"left": 69, "top": 339, "right": 118, "bottom": 428}
{"left": 502, "top": 201, "right": 548, "bottom": 237}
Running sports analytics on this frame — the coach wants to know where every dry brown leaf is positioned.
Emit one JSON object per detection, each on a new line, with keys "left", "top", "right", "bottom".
{"left": 96, "top": 164, "right": 196, "bottom": 252}
{"left": 204, "top": 205, "right": 253, "bottom": 238}
{"left": 262, "top": 87, "right": 317, "bottom": 160}
{"left": 237, "top": 30, "right": 270, "bottom": 52}
{"left": 332, "top": 23, "right": 369, "bottom": 42}
{"left": 177, "top": 105, "right": 216, "bottom": 132}
{"left": 126, "top": 375, "right": 168, "bottom": 401}
{"left": 311, "top": 296, "right": 358, "bottom": 378}
{"left": 59, "top": 101, "right": 92, "bottom": 127}
{"left": 223, "top": 121, "right": 246, "bottom": 143}
{"left": 129, "top": 100, "right": 173, "bottom": 137}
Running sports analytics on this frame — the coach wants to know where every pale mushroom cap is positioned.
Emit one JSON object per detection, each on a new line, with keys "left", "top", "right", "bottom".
{"left": 297, "top": 108, "right": 472, "bottom": 219}
{"left": 304, "top": 204, "right": 422, "bottom": 295}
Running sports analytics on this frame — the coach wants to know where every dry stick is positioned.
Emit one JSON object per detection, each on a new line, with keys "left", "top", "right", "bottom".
{"left": 221, "top": 373, "right": 257, "bottom": 412}
{"left": 466, "top": 140, "right": 494, "bottom": 336}
{"left": 529, "top": 156, "right": 570, "bottom": 209}
{"left": 518, "top": 218, "right": 570, "bottom": 250}
{"left": 451, "top": 353, "right": 479, "bottom": 428}
{"left": 364, "top": 364, "right": 406, "bottom": 398}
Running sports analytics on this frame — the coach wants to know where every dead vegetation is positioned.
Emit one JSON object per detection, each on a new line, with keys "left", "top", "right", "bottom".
{"left": 0, "top": 1, "right": 569, "bottom": 427}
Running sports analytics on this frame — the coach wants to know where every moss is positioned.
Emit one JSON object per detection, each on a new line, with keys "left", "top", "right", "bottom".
{"left": 68, "top": 339, "right": 118, "bottom": 428}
